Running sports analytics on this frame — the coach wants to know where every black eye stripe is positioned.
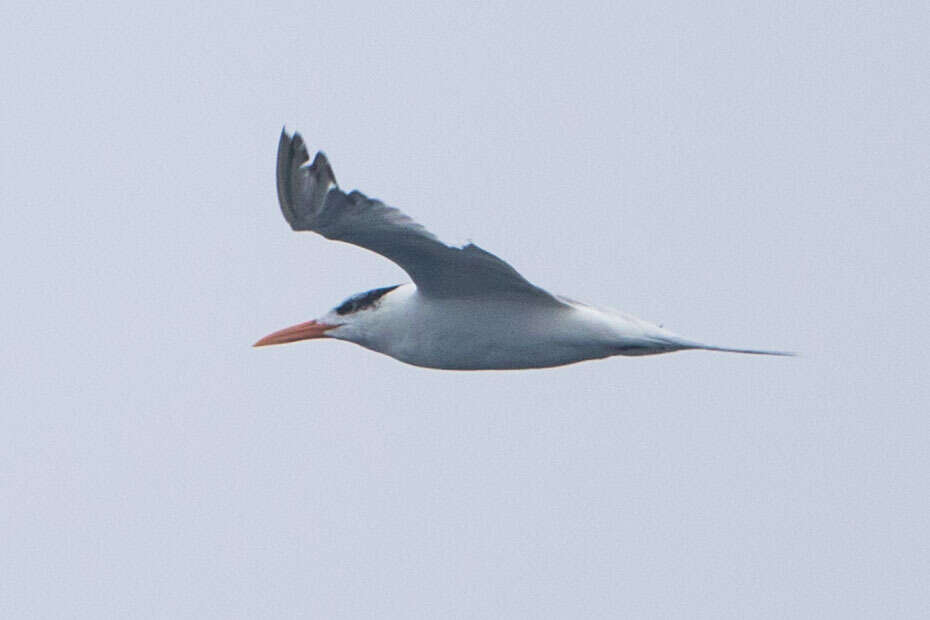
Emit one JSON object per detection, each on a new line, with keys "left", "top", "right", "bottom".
{"left": 335, "top": 285, "right": 401, "bottom": 315}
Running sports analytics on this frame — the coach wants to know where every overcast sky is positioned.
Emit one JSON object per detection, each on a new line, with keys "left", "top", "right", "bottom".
{"left": 2, "top": 2, "right": 928, "bottom": 618}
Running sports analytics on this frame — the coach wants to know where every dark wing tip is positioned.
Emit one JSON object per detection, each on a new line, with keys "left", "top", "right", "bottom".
{"left": 310, "top": 151, "right": 338, "bottom": 188}
{"left": 276, "top": 129, "right": 302, "bottom": 226}
{"left": 277, "top": 127, "right": 311, "bottom": 167}
{"left": 275, "top": 128, "right": 342, "bottom": 231}
{"left": 290, "top": 132, "right": 310, "bottom": 166}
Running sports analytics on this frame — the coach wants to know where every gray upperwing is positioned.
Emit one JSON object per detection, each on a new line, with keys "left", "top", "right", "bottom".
{"left": 275, "top": 128, "right": 565, "bottom": 304}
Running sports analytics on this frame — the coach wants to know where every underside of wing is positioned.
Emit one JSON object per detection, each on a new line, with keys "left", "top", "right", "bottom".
{"left": 276, "top": 128, "right": 562, "bottom": 304}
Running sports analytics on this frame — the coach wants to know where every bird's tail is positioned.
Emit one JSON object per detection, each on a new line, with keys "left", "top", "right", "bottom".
{"left": 689, "top": 344, "right": 795, "bottom": 356}
{"left": 667, "top": 337, "right": 795, "bottom": 357}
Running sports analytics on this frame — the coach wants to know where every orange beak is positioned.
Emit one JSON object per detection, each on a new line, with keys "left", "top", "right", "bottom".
{"left": 253, "top": 320, "right": 340, "bottom": 347}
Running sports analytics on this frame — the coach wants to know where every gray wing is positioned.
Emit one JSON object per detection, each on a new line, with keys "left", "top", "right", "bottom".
{"left": 276, "top": 128, "right": 563, "bottom": 303}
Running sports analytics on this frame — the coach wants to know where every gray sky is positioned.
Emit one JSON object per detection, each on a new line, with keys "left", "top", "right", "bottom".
{"left": 2, "top": 2, "right": 928, "bottom": 618}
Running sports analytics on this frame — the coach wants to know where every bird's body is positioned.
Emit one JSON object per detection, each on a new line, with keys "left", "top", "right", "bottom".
{"left": 317, "top": 283, "right": 687, "bottom": 370}
{"left": 255, "top": 128, "right": 791, "bottom": 369}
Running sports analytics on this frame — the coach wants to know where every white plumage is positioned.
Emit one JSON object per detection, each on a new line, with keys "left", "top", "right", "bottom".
{"left": 255, "top": 128, "right": 791, "bottom": 369}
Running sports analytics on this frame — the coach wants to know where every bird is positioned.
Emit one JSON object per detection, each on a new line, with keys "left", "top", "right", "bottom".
{"left": 255, "top": 128, "right": 792, "bottom": 370}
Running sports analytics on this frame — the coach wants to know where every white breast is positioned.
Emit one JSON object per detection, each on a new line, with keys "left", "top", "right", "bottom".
{"left": 331, "top": 284, "right": 674, "bottom": 370}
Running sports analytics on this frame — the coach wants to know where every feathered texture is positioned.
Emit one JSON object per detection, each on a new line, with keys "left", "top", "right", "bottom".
{"left": 276, "top": 128, "right": 563, "bottom": 303}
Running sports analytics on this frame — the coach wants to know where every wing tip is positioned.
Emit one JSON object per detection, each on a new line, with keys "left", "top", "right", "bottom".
{"left": 275, "top": 126, "right": 341, "bottom": 230}
{"left": 276, "top": 127, "right": 304, "bottom": 226}
{"left": 277, "top": 125, "right": 339, "bottom": 189}
{"left": 309, "top": 151, "right": 337, "bottom": 186}
{"left": 277, "top": 126, "right": 311, "bottom": 164}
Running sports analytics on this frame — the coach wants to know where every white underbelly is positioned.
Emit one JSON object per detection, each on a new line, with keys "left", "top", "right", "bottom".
{"left": 369, "top": 299, "right": 618, "bottom": 370}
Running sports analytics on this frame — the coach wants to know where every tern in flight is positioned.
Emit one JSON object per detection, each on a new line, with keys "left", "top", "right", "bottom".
{"left": 255, "top": 129, "right": 791, "bottom": 369}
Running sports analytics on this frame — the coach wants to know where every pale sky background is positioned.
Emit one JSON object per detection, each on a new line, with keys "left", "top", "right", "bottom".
{"left": 2, "top": 2, "right": 928, "bottom": 618}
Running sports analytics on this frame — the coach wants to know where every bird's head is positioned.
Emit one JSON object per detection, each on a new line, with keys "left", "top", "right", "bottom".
{"left": 253, "top": 284, "right": 404, "bottom": 348}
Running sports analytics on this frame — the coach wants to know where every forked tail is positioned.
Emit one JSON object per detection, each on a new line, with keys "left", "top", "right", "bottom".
{"left": 692, "top": 344, "right": 795, "bottom": 356}
{"left": 663, "top": 337, "right": 795, "bottom": 357}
